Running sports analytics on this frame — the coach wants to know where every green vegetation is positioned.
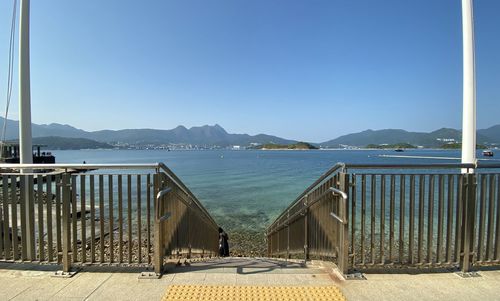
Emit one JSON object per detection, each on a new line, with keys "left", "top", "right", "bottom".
{"left": 441, "top": 143, "right": 487, "bottom": 149}
{"left": 255, "top": 142, "right": 318, "bottom": 150}
{"left": 365, "top": 143, "right": 417, "bottom": 149}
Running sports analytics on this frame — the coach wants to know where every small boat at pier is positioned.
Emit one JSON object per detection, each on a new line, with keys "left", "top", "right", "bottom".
{"left": 483, "top": 150, "right": 494, "bottom": 157}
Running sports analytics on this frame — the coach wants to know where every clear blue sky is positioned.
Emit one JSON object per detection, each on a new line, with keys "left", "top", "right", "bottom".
{"left": 0, "top": 0, "right": 499, "bottom": 142}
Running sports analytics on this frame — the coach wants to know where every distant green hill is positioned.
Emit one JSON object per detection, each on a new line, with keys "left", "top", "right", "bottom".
{"left": 478, "top": 125, "right": 500, "bottom": 143}
{"left": 254, "top": 142, "right": 318, "bottom": 150}
{"left": 321, "top": 128, "right": 492, "bottom": 148}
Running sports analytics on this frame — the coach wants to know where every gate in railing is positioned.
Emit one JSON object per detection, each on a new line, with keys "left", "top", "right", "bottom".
{"left": 267, "top": 163, "right": 500, "bottom": 275}
{"left": 0, "top": 163, "right": 219, "bottom": 276}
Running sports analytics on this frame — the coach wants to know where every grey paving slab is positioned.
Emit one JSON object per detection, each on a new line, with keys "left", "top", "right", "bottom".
{"left": 235, "top": 273, "right": 270, "bottom": 285}
{"left": 51, "top": 272, "right": 112, "bottom": 299}
{"left": 10, "top": 277, "right": 74, "bottom": 301}
{"left": 86, "top": 273, "right": 169, "bottom": 301}
{"left": 338, "top": 271, "right": 500, "bottom": 301}
{"left": 203, "top": 273, "right": 238, "bottom": 285}
{"left": 170, "top": 272, "right": 207, "bottom": 284}
{"left": 0, "top": 278, "right": 33, "bottom": 300}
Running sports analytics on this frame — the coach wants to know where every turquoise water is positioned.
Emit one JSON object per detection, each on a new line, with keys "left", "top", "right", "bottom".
{"left": 52, "top": 149, "right": 472, "bottom": 231}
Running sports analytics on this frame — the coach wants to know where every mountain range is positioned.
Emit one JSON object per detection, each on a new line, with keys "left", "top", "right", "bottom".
{"left": 0, "top": 117, "right": 499, "bottom": 148}
{"left": 0, "top": 117, "right": 295, "bottom": 147}
{"left": 321, "top": 126, "right": 500, "bottom": 148}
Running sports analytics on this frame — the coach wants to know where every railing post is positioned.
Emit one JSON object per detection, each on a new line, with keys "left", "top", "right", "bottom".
{"left": 338, "top": 172, "right": 349, "bottom": 275}
{"left": 304, "top": 195, "right": 309, "bottom": 261}
{"left": 19, "top": 175, "right": 35, "bottom": 261}
{"left": 187, "top": 209, "right": 192, "bottom": 260}
{"left": 460, "top": 173, "right": 477, "bottom": 274}
{"left": 61, "top": 173, "right": 72, "bottom": 273}
{"left": 286, "top": 210, "right": 290, "bottom": 260}
{"left": 153, "top": 172, "right": 163, "bottom": 275}
{"left": 277, "top": 228, "right": 280, "bottom": 257}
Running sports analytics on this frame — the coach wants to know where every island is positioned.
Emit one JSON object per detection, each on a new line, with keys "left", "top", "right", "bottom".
{"left": 252, "top": 142, "right": 318, "bottom": 150}
{"left": 365, "top": 143, "right": 417, "bottom": 149}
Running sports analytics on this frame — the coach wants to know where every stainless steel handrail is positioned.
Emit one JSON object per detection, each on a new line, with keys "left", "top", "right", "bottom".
{"left": 329, "top": 187, "right": 347, "bottom": 225}
{"left": 156, "top": 187, "right": 172, "bottom": 222}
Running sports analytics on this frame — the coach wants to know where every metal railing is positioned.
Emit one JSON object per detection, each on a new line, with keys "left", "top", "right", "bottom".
{"left": 0, "top": 163, "right": 219, "bottom": 275}
{"left": 267, "top": 163, "right": 500, "bottom": 275}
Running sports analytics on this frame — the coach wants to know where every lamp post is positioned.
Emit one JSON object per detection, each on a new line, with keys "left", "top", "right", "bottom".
{"left": 461, "top": 0, "right": 476, "bottom": 173}
{"left": 19, "top": 0, "right": 35, "bottom": 259}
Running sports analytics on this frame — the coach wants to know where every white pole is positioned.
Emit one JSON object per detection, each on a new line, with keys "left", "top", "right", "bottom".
{"left": 19, "top": 0, "right": 35, "bottom": 259}
{"left": 461, "top": 0, "right": 476, "bottom": 173}
{"left": 19, "top": 0, "right": 33, "bottom": 166}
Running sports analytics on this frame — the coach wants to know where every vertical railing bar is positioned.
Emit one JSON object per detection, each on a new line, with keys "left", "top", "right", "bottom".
{"left": 455, "top": 175, "right": 463, "bottom": 263}
{"left": 99, "top": 174, "right": 105, "bottom": 263}
{"left": 339, "top": 172, "right": 349, "bottom": 274}
{"left": 389, "top": 175, "right": 395, "bottom": 264}
{"left": 80, "top": 175, "right": 86, "bottom": 263}
{"left": 2, "top": 177, "right": 10, "bottom": 260}
{"left": 71, "top": 175, "right": 77, "bottom": 263}
{"left": 127, "top": 175, "right": 132, "bottom": 264}
{"left": 370, "top": 175, "right": 376, "bottom": 265}
{"left": 461, "top": 173, "right": 477, "bottom": 273}
{"left": 28, "top": 175, "right": 36, "bottom": 260}
{"left": 118, "top": 175, "right": 123, "bottom": 263}
{"left": 427, "top": 175, "right": 434, "bottom": 264}
{"left": 20, "top": 176, "right": 27, "bottom": 260}
{"left": 137, "top": 175, "right": 142, "bottom": 264}
{"left": 37, "top": 175, "right": 44, "bottom": 261}
{"left": 399, "top": 175, "right": 405, "bottom": 264}
{"left": 0, "top": 180, "right": 3, "bottom": 259}
{"left": 486, "top": 174, "right": 495, "bottom": 261}
{"left": 90, "top": 175, "right": 96, "bottom": 263}
{"left": 495, "top": 175, "right": 500, "bottom": 260}
{"left": 409, "top": 175, "right": 415, "bottom": 264}
{"left": 61, "top": 174, "right": 72, "bottom": 272}
{"left": 147, "top": 174, "right": 151, "bottom": 265}
{"left": 437, "top": 175, "right": 444, "bottom": 264}
{"left": 55, "top": 174, "right": 62, "bottom": 263}
{"left": 304, "top": 195, "right": 309, "bottom": 261}
{"left": 350, "top": 174, "right": 356, "bottom": 267}
{"left": 380, "top": 175, "right": 385, "bottom": 264}
{"left": 46, "top": 175, "right": 53, "bottom": 262}
{"left": 478, "top": 174, "right": 487, "bottom": 262}
{"left": 445, "top": 175, "right": 454, "bottom": 263}
{"left": 108, "top": 175, "right": 114, "bottom": 263}
{"left": 418, "top": 175, "right": 425, "bottom": 264}
{"left": 361, "top": 174, "right": 366, "bottom": 265}
{"left": 11, "top": 175, "right": 19, "bottom": 260}
{"left": 0, "top": 197, "right": 2, "bottom": 259}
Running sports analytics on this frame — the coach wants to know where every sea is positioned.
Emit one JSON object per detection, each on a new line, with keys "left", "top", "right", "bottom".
{"left": 52, "top": 148, "right": 480, "bottom": 233}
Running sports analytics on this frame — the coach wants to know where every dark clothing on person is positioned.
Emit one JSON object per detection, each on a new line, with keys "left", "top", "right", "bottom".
{"left": 218, "top": 228, "right": 229, "bottom": 257}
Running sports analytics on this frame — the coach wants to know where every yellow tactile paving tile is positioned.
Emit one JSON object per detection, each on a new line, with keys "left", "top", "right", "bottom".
{"left": 161, "top": 285, "right": 347, "bottom": 301}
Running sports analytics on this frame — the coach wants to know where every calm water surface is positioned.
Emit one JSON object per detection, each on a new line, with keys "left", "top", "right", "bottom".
{"left": 52, "top": 149, "right": 469, "bottom": 230}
